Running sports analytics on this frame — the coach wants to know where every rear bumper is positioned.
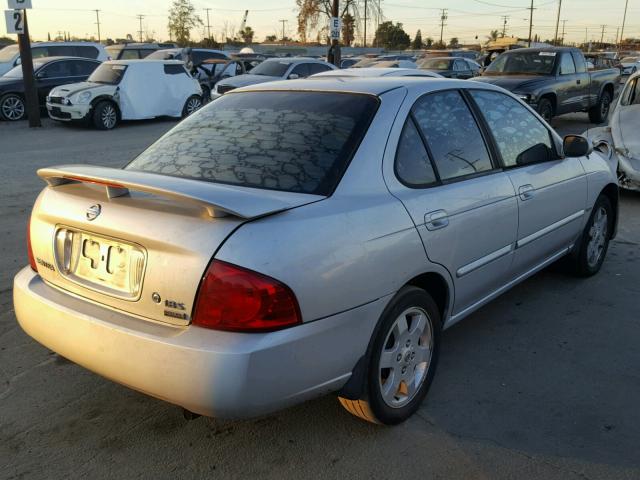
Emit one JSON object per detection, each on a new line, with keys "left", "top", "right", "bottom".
{"left": 13, "top": 267, "right": 387, "bottom": 418}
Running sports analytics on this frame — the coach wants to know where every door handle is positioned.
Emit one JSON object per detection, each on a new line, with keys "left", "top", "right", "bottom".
{"left": 425, "top": 210, "right": 449, "bottom": 231}
{"left": 518, "top": 184, "right": 535, "bottom": 201}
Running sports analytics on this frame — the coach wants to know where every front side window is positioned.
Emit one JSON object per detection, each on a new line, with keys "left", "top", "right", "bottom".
{"left": 120, "top": 49, "right": 140, "bottom": 60}
{"left": 39, "top": 61, "right": 73, "bottom": 78}
{"left": 559, "top": 53, "right": 576, "bottom": 74}
{"left": 126, "top": 91, "right": 379, "bottom": 195}
{"left": 412, "top": 90, "right": 493, "bottom": 181}
{"left": 395, "top": 118, "right": 437, "bottom": 186}
{"left": 70, "top": 60, "right": 99, "bottom": 76}
{"left": 164, "top": 64, "right": 187, "bottom": 75}
{"left": 290, "top": 63, "right": 311, "bottom": 78}
{"left": 31, "top": 47, "right": 48, "bottom": 59}
{"left": 470, "top": 90, "right": 554, "bottom": 167}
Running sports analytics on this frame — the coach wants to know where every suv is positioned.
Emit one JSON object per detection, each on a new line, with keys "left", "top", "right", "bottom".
{"left": 0, "top": 42, "right": 108, "bottom": 76}
{"left": 104, "top": 43, "right": 162, "bottom": 60}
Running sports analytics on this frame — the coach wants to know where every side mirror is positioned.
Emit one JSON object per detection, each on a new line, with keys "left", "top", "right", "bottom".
{"left": 288, "top": 73, "right": 300, "bottom": 79}
{"left": 563, "top": 135, "right": 592, "bottom": 157}
{"left": 35, "top": 71, "right": 46, "bottom": 79}
{"left": 516, "top": 143, "right": 551, "bottom": 166}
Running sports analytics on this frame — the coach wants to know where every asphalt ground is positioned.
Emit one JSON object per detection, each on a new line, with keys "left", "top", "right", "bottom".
{"left": 1, "top": 112, "right": 639, "bottom": 479}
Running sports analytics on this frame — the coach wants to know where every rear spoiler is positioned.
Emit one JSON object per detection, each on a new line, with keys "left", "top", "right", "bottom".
{"left": 38, "top": 165, "right": 324, "bottom": 219}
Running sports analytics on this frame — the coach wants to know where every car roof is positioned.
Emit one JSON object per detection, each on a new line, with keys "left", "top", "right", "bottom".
{"left": 34, "top": 56, "right": 100, "bottom": 63}
{"left": 31, "top": 41, "right": 104, "bottom": 47}
{"left": 263, "top": 57, "right": 331, "bottom": 64}
{"left": 312, "top": 68, "right": 442, "bottom": 78}
{"left": 234, "top": 76, "right": 502, "bottom": 96}
{"left": 105, "top": 59, "right": 184, "bottom": 66}
{"left": 502, "top": 46, "right": 576, "bottom": 53}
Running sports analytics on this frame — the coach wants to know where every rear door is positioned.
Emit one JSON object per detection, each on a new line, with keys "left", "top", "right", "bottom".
{"left": 386, "top": 89, "right": 518, "bottom": 316}
{"left": 469, "top": 89, "right": 587, "bottom": 275}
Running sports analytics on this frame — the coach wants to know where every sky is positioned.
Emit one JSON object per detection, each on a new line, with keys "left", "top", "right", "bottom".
{"left": 1, "top": 0, "right": 638, "bottom": 46}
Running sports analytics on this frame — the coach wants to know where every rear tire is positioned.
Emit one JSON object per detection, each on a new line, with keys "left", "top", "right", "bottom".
{"left": 182, "top": 95, "right": 202, "bottom": 118}
{"left": 92, "top": 101, "right": 118, "bottom": 130}
{"left": 338, "top": 286, "right": 441, "bottom": 425}
{"left": 0, "top": 93, "right": 26, "bottom": 121}
{"left": 588, "top": 90, "right": 612, "bottom": 124}
{"left": 568, "top": 195, "right": 613, "bottom": 277}
{"left": 537, "top": 97, "right": 554, "bottom": 123}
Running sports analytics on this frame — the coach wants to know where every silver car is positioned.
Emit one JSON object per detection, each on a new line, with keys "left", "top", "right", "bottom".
{"left": 14, "top": 77, "right": 619, "bottom": 425}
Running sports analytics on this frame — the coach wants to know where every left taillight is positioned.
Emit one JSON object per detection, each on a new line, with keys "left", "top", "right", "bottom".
{"left": 27, "top": 216, "right": 37, "bottom": 272}
{"left": 192, "top": 260, "right": 301, "bottom": 332}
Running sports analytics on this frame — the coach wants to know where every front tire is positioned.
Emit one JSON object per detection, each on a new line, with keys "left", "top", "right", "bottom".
{"left": 0, "top": 93, "right": 26, "bottom": 121}
{"left": 92, "top": 101, "right": 118, "bottom": 130}
{"left": 588, "top": 90, "right": 612, "bottom": 124}
{"left": 537, "top": 97, "right": 554, "bottom": 123}
{"left": 339, "top": 286, "right": 441, "bottom": 425}
{"left": 569, "top": 195, "right": 613, "bottom": 277}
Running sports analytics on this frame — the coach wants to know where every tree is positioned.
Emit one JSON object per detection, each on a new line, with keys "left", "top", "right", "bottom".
{"left": 487, "top": 29, "right": 499, "bottom": 42}
{"left": 342, "top": 12, "right": 355, "bottom": 46}
{"left": 412, "top": 30, "right": 423, "bottom": 49}
{"left": 265, "top": 34, "right": 278, "bottom": 42}
{"left": 167, "top": 0, "right": 203, "bottom": 46}
{"left": 374, "top": 22, "right": 410, "bottom": 50}
{"left": 239, "top": 26, "right": 255, "bottom": 44}
{"left": 448, "top": 37, "right": 459, "bottom": 47}
{"left": 0, "top": 36, "right": 16, "bottom": 46}
{"left": 424, "top": 36, "right": 434, "bottom": 48}
{"left": 295, "top": 0, "right": 381, "bottom": 43}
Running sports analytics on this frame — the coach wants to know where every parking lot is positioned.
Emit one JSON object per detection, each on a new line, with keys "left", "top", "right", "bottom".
{"left": 1, "top": 113, "right": 639, "bottom": 479}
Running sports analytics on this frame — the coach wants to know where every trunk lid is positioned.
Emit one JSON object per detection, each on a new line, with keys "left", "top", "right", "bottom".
{"left": 31, "top": 165, "right": 324, "bottom": 326}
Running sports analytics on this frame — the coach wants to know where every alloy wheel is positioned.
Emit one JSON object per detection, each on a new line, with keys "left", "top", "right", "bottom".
{"left": 378, "top": 307, "right": 433, "bottom": 408}
{"left": 2, "top": 96, "right": 25, "bottom": 120}
{"left": 586, "top": 206, "right": 608, "bottom": 268}
{"left": 101, "top": 105, "right": 117, "bottom": 129}
{"left": 186, "top": 97, "right": 202, "bottom": 115}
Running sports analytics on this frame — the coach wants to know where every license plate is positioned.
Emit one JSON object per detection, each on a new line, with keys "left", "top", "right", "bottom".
{"left": 54, "top": 228, "right": 146, "bottom": 299}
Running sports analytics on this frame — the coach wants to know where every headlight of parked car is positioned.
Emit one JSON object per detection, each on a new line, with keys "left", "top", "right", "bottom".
{"left": 73, "top": 91, "right": 92, "bottom": 104}
{"left": 516, "top": 93, "right": 531, "bottom": 103}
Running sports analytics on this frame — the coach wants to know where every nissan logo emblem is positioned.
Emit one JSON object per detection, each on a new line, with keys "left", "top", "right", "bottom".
{"left": 86, "top": 204, "right": 102, "bottom": 221}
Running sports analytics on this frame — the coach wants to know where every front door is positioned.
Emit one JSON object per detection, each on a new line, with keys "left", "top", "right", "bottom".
{"left": 386, "top": 89, "right": 519, "bottom": 317}
{"left": 468, "top": 89, "right": 588, "bottom": 274}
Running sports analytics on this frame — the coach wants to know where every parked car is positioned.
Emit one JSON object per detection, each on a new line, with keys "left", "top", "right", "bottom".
{"left": 312, "top": 67, "right": 443, "bottom": 78}
{"left": 0, "top": 42, "right": 107, "bottom": 76}
{"left": 46, "top": 60, "right": 202, "bottom": 129}
{"left": 15, "top": 77, "right": 618, "bottom": 425}
{"left": 210, "top": 57, "right": 336, "bottom": 99}
{"left": 475, "top": 47, "right": 620, "bottom": 123}
{"left": 340, "top": 57, "right": 361, "bottom": 68}
{"left": 0, "top": 56, "right": 100, "bottom": 121}
{"left": 197, "top": 57, "right": 263, "bottom": 100}
{"left": 368, "top": 60, "right": 418, "bottom": 69}
{"left": 146, "top": 47, "right": 229, "bottom": 65}
{"left": 584, "top": 54, "right": 621, "bottom": 72}
{"left": 418, "top": 57, "right": 480, "bottom": 78}
{"left": 104, "top": 43, "right": 163, "bottom": 60}
{"left": 620, "top": 56, "right": 640, "bottom": 75}
{"left": 586, "top": 70, "right": 640, "bottom": 191}
{"left": 421, "top": 49, "right": 479, "bottom": 61}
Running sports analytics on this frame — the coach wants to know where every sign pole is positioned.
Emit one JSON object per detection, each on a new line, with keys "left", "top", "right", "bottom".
{"left": 17, "top": 9, "right": 40, "bottom": 127}
{"left": 327, "top": 0, "right": 341, "bottom": 67}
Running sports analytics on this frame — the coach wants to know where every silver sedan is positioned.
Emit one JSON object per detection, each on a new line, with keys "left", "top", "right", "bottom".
{"left": 14, "top": 77, "right": 619, "bottom": 425}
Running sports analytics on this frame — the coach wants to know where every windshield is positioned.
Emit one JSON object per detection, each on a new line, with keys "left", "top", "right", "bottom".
{"left": 249, "top": 60, "right": 291, "bottom": 77}
{"left": 88, "top": 63, "right": 127, "bottom": 84}
{"left": 485, "top": 51, "right": 557, "bottom": 75}
{"left": 621, "top": 56, "right": 639, "bottom": 63}
{"left": 126, "top": 91, "right": 379, "bottom": 195}
{"left": 420, "top": 59, "right": 452, "bottom": 70}
{"left": 0, "top": 44, "right": 18, "bottom": 62}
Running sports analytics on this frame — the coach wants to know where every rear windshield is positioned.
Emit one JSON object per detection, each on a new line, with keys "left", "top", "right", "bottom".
{"left": 88, "top": 64, "right": 127, "bottom": 84}
{"left": 0, "top": 44, "right": 18, "bottom": 62}
{"left": 249, "top": 60, "right": 292, "bottom": 77}
{"left": 126, "top": 91, "right": 379, "bottom": 195}
{"left": 485, "top": 51, "right": 557, "bottom": 75}
{"left": 420, "top": 58, "right": 452, "bottom": 70}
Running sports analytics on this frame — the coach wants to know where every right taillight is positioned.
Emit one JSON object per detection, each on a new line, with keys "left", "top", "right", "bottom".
{"left": 27, "top": 217, "right": 37, "bottom": 272}
{"left": 192, "top": 260, "right": 301, "bottom": 332}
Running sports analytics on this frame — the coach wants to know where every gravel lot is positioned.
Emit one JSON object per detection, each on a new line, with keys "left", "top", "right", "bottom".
{"left": 1, "top": 114, "right": 639, "bottom": 480}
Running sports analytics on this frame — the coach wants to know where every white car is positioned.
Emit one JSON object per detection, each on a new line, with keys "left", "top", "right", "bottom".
{"left": 586, "top": 70, "right": 640, "bottom": 191}
{"left": 311, "top": 67, "right": 443, "bottom": 78}
{"left": 620, "top": 56, "right": 640, "bottom": 75}
{"left": 0, "top": 42, "right": 109, "bottom": 76}
{"left": 46, "top": 60, "right": 202, "bottom": 129}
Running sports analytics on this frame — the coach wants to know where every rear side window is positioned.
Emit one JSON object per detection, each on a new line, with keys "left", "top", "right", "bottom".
{"left": 571, "top": 52, "right": 587, "bottom": 73}
{"left": 559, "top": 53, "right": 576, "bottom": 74}
{"left": 70, "top": 60, "right": 99, "bottom": 76}
{"left": 470, "top": 90, "right": 553, "bottom": 167}
{"left": 164, "top": 64, "right": 187, "bottom": 75}
{"left": 48, "top": 45, "right": 75, "bottom": 56}
{"left": 31, "top": 47, "right": 48, "bottom": 58}
{"left": 138, "top": 49, "right": 155, "bottom": 59}
{"left": 127, "top": 91, "right": 379, "bottom": 195}
{"left": 412, "top": 91, "right": 493, "bottom": 181}
{"left": 74, "top": 46, "right": 100, "bottom": 59}
{"left": 395, "top": 119, "right": 437, "bottom": 186}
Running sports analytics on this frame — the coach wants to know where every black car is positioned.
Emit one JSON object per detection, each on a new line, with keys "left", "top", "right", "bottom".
{"left": 418, "top": 57, "right": 481, "bottom": 79}
{"left": 0, "top": 56, "right": 100, "bottom": 121}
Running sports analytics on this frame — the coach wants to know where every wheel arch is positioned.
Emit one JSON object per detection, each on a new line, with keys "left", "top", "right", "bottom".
{"left": 600, "top": 182, "right": 619, "bottom": 239}
{"left": 538, "top": 92, "right": 557, "bottom": 114}
{"left": 90, "top": 96, "right": 121, "bottom": 119}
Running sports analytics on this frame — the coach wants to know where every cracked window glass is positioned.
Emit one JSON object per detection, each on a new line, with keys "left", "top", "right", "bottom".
{"left": 127, "top": 91, "right": 378, "bottom": 195}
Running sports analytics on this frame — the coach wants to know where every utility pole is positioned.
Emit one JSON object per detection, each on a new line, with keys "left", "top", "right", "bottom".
{"left": 136, "top": 14, "right": 145, "bottom": 42}
{"left": 527, "top": 0, "right": 535, "bottom": 47}
{"left": 501, "top": 16, "right": 509, "bottom": 37}
{"left": 94, "top": 10, "right": 101, "bottom": 42}
{"left": 328, "top": 0, "right": 341, "bottom": 67}
{"left": 553, "top": 0, "right": 562, "bottom": 45}
{"left": 16, "top": 11, "right": 40, "bottom": 127}
{"left": 204, "top": 8, "right": 212, "bottom": 41}
{"left": 279, "top": 19, "right": 287, "bottom": 45}
{"left": 363, "top": 0, "right": 367, "bottom": 48}
{"left": 439, "top": 9, "right": 447, "bottom": 47}
{"left": 615, "top": 26, "right": 620, "bottom": 45}
{"left": 600, "top": 24, "right": 606, "bottom": 45}
{"left": 619, "top": 0, "right": 629, "bottom": 50}
{"left": 561, "top": 20, "right": 567, "bottom": 45}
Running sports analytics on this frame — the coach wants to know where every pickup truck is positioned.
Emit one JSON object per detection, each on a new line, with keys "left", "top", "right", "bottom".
{"left": 474, "top": 47, "right": 620, "bottom": 123}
